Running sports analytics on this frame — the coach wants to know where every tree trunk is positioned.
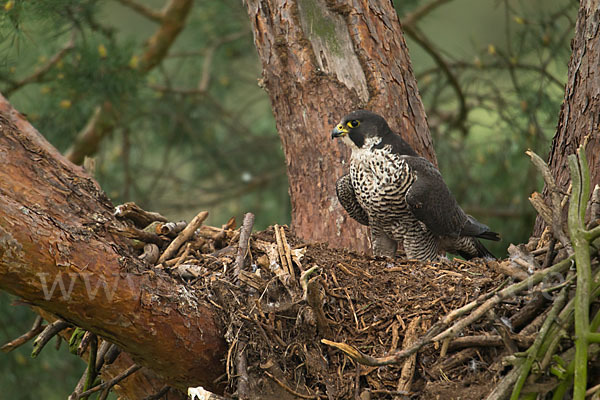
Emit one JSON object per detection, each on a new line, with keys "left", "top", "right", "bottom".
{"left": 0, "top": 93, "right": 226, "bottom": 394}
{"left": 534, "top": 0, "right": 600, "bottom": 236}
{"left": 244, "top": 0, "right": 435, "bottom": 253}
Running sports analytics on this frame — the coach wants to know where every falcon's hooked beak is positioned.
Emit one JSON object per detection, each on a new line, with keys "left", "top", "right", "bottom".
{"left": 331, "top": 124, "right": 348, "bottom": 139}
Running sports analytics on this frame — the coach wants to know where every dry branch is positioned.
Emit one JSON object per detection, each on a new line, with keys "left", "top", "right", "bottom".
{"left": 74, "top": 364, "right": 142, "bottom": 400}
{"left": 157, "top": 211, "right": 208, "bottom": 264}
{"left": 114, "top": 202, "right": 168, "bottom": 227}
{"left": 31, "top": 320, "right": 70, "bottom": 358}
{"left": 1, "top": 316, "right": 44, "bottom": 352}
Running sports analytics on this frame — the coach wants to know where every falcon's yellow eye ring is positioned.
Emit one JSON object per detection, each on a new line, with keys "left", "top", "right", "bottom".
{"left": 347, "top": 120, "right": 360, "bottom": 128}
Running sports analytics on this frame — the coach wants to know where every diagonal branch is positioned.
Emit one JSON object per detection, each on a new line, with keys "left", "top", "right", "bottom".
{"left": 64, "top": 0, "right": 194, "bottom": 165}
{"left": 401, "top": 0, "right": 454, "bottom": 27}
{"left": 4, "top": 36, "right": 75, "bottom": 96}
{"left": 117, "top": 0, "right": 164, "bottom": 22}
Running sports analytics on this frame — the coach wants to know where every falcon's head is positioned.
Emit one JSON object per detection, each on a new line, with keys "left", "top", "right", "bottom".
{"left": 331, "top": 110, "right": 391, "bottom": 149}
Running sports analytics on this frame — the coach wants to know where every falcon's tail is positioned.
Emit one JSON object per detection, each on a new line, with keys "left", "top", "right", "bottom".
{"left": 476, "top": 230, "right": 501, "bottom": 242}
{"left": 462, "top": 215, "right": 501, "bottom": 242}
{"left": 455, "top": 237, "right": 497, "bottom": 260}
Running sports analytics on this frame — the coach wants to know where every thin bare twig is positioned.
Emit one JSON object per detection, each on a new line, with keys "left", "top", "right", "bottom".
{"left": 401, "top": 0, "right": 454, "bottom": 27}
{"left": 116, "top": 0, "right": 163, "bottom": 22}
{"left": 234, "top": 213, "right": 255, "bottom": 282}
{"left": 264, "top": 371, "right": 320, "bottom": 399}
{"left": 5, "top": 36, "right": 75, "bottom": 96}
{"left": 31, "top": 320, "right": 70, "bottom": 358}
{"left": 158, "top": 210, "right": 208, "bottom": 264}
{"left": 1, "top": 316, "right": 44, "bottom": 352}
{"left": 527, "top": 150, "right": 572, "bottom": 251}
{"left": 74, "top": 364, "right": 142, "bottom": 400}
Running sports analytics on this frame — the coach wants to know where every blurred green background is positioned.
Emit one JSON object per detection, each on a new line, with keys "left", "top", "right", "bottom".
{"left": 0, "top": 0, "right": 576, "bottom": 398}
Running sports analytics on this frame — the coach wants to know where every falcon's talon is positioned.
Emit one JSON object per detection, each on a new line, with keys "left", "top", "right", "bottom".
{"left": 332, "top": 110, "right": 500, "bottom": 262}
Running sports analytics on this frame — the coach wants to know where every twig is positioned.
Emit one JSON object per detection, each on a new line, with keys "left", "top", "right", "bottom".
{"left": 484, "top": 365, "right": 523, "bottom": 400}
{"left": 274, "top": 225, "right": 295, "bottom": 280}
{"left": 430, "top": 348, "right": 478, "bottom": 379}
{"left": 198, "top": 31, "right": 247, "bottom": 92}
{"left": 264, "top": 371, "right": 320, "bottom": 399}
{"left": 114, "top": 202, "right": 168, "bottom": 227}
{"left": 586, "top": 383, "right": 600, "bottom": 397}
{"left": 116, "top": 225, "right": 168, "bottom": 247}
{"left": 279, "top": 227, "right": 296, "bottom": 275}
{"left": 234, "top": 213, "right": 254, "bottom": 399}
{"left": 116, "top": 0, "right": 163, "bottom": 22}
{"left": 172, "top": 242, "right": 192, "bottom": 269}
{"left": 489, "top": 260, "right": 529, "bottom": 280}
{"left": 82, "top": 334, "right": 98, "bottom": 400}
{"left": 1, "top": 316, "right": 44, "bottom": 352}
{"left": 77, "top": 330, "right": 92, "bottom": 356}
{"left": 401, "top": 0, "right": 453, "bottom": 27}
{"left": 448, "top": 334, "right": 534, "bottom": 350}
{"left": 527, "top": 150, "right": 571, "bottom": 251}
{"left": 300, "top": 265, "right": 320, "bottom": 299}
{"left": 74, "top": 364, "right": 142, "bottom": 400}
{"left": 397, "top": 317, "right": 420, "bottom": 392}
{"left": 103, "top": 344, "right": 121, "bottom": 365}
{"left": 542, "top": 238, "right": 557, "bottom": 268}
{"left": 31, "top": 320, "right": 70, "bottom": 358}
{"left": 5, "top": 36, "right": 75, "bottom": 96}
{"left": 236, "top": 342, "right": 250, "bottom": 400}
{"left": 158, "top": 211, "right": 208, "bottom": 264}
{"left": 94, "top": 340, "right": 112, "bottom": 371}
{"left": 509, "top": 291, "right": 547, "bottom": 331}
{"left": 156, "top": 221, "right": 187, "bottom": 237}
{"left": 306, "top": 276, "right": 333, "bottom": 338}
{"left": 234, "top": 213, "right": 255, "bottom": 282}
{"left": 488, "top": 309, "right": 518, "bottom": 354}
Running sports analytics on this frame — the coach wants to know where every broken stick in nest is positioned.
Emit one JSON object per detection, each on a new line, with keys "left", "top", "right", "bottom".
{"left": 234, "top": 212, "right": 254, "bottom": 400}
{"left": 158, "top": 211, "right": 208, "bottom": 264}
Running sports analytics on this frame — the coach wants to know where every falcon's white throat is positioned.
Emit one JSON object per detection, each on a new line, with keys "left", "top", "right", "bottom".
{"left": 343, "top": 135, "right": 382, "bottom": 151}
{"left": 340, "top": 133, "right": 355, "bottom": 148}
{"left": 362, "top": 137, "right": 382, "bottom": 149}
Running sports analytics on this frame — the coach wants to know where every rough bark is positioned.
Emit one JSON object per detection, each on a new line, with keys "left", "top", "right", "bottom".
{"left": 244, "top": 0, "right": 435, "bottom": 253}
{"left": 0, "top": 93, "right": 226, "bottom": 394}
{"left": 534, "top": 0, "right": 600, "bottom": 235}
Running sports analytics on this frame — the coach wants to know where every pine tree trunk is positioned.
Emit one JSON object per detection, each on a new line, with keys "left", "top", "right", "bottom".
{"left": 244, "top": 0, "right": 435, "bottom": 253}
{"left": 0, "top": 93, "right": 226, "bottom": 395}
{"left": 534, "top": 0, "right": 600, "bottom": 235}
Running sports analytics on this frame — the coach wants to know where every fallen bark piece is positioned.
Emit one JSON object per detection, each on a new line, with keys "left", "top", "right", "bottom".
{"left": 397, "top": 316, "right": 421, "bottom": 393}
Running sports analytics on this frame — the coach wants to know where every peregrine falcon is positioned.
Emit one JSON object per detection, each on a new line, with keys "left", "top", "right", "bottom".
{"left": 332, "top": 110, "right": 500, "bottom": 261}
